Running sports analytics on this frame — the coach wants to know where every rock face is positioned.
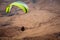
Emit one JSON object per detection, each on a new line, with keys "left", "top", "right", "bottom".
{"left": 0, "top": 0, "right": 60, "bottom": 40}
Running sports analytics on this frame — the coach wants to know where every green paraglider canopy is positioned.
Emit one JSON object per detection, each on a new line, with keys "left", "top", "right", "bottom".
{"left": 6, "top": 1, "right": 29, "bottom": 13}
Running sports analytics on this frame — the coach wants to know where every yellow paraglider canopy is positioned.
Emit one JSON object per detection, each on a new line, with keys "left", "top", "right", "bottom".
{"left": 6, "top": 1, "right": 29, "bottom": 13}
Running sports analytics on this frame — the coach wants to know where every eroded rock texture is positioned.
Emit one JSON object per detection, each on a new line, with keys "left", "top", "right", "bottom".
{"left": 0, "top": 0, "right": 60, "bottom": 40}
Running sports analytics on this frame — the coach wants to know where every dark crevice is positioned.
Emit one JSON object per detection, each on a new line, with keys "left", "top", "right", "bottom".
{"left": 0, "top": 23, "right": 10, "bottom": 27}
{"left": 0, "top": 21, "right": 11, "bottom": 27}
{"left": 54, "top": 32, "right": 60, "bottom": 38}
{"left": 21, "top": 26, "right": 25, "bottom": 31}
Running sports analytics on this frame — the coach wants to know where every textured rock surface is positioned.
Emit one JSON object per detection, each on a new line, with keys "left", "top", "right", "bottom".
{"left": 0, "top": 0, "right": 60, "bottom": 40}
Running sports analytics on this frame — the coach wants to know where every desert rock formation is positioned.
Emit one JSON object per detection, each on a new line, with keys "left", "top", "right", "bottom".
{"left": 0, "top": 0, "right": 60, "bottom": 40}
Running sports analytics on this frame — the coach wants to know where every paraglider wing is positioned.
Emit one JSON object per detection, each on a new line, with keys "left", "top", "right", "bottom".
{"left": 6, "top": 1, "right": 29, "bottom": 13}
{"left": 6, "top": 5, "right": 12, "bottom": 13}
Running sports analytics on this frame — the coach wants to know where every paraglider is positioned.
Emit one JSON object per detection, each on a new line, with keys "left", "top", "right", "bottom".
{"left": 6, "top": 1, "right": 29, "bottom": 13}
